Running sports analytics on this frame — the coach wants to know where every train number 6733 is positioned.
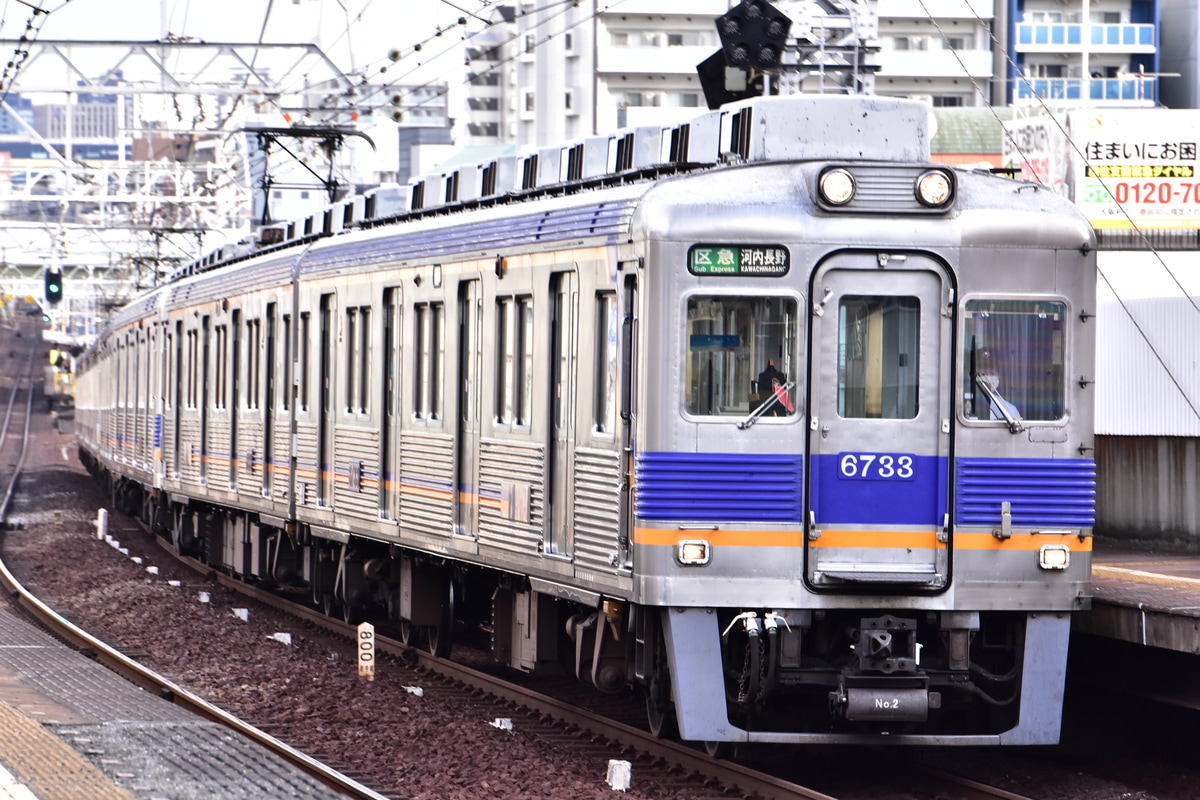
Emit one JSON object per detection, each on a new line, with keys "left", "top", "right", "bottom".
{"left": 837, "top": 452, "right": 916, "bottom": 480}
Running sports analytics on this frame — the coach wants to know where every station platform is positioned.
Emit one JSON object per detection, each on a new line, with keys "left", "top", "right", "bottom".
{"left": 0, "top": 601, "right": 343, "bottom": 800}
{"left": 1082, "top": 546, "right": 1200, "bottom": 653}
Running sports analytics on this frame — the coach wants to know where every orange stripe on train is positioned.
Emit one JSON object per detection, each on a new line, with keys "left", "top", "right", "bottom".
{"left": 634, "top": 528, "right": 1091, "bottom": 551}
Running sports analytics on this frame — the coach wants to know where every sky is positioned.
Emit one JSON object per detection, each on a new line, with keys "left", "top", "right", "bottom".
{"left": 0, "top": 0, "right": 476, "bottom": 96}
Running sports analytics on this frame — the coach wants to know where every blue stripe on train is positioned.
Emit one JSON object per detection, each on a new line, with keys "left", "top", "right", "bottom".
{"left": 634, "top": 452, "right": 803, "bottom": 522}
{"left": 635, "top": 452, "right": 1096, "bottom": 528}
{"left": 811, "top": 454, "right": 946, "bottom": 526}
{"left": 954, "top": 457, "right": 1096, "bottom": 527}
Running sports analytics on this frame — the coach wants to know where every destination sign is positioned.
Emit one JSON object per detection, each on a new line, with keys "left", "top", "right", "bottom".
{"left": 689, "top": 244, "right": 790, "bottom": 277}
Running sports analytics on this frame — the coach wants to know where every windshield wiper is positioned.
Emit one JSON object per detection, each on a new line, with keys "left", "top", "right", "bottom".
{"left": 738, "top": 380, "right": 795, "bottom": 429}
{"left": 973, "top": 373, "right": 1025, "bottom": 434}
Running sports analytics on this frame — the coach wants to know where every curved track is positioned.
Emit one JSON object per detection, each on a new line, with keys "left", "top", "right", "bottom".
{"left": 0, "top": 324, "right": 390, "bottom": 800}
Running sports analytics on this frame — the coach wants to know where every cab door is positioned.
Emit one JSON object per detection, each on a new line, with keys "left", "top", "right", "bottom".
{"left": 805, "top": 252, "right": 952, "bottom": 590}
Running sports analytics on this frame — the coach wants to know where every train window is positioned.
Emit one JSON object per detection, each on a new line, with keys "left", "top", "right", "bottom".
{"left": 383, "top": 293, "right": 400, "bottom": 419}
{"left": 187, "top": 328, "right": 198, "bottom": 408}
{"left": 299, "top": 312, "right": 311, "bottom": 412}
{"left": 415, "top": 305, "right": 428, "bottom": 417}
{"left": 495, "top": 298, "right": 513, "bottom": 423}
{"left": 496, "top": 295, "right": 533, "bottom": 428}
{"left": 346, "top": 309, "right": 358, "bottom": 412}
{"left": 517, "top": 296, "right": 534, "bottom": 426}
{"left": 962, "top": 299, "right": 1066, "bottom": 422}
{"left": 282, "top": 314, "right": 291, "bottom": 411}
{"left": 595, "top": 292, "right": 618, "bottom": 433}
{"left": 685, "top": 296, "right": 798, "bottom": 417}
{"left": 431, "top": 303, "right": 444, "bottom": 420}
{"left": 344, "top": 307, "right": 372, "bottom": 414}
{"left": 414, "top": 302, "right": 445, "bottom": 421}
{"left": 344, "top": 308, "right": 372, "bottom": 414}
{"left": 214, "top": 324, "right": 228, "bottom": 410}
{"left": 247, "top": 318, "right": 261, "bottom": 410}
{"left": 358, "top": 308, "right": 370, "bottom": 414}
{"left": 837, "top": 296, "right": 920, "bottom": 420}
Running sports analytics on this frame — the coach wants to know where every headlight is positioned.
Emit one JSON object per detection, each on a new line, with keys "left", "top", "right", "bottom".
{"left": 819, "top": 168, "right": 856, "bottom": 206}
{"left": 677, "top": 540, "right": 711, "bottom": 566}
{"left": 1038, "top": 544, "right": 1070, "bottom": 570}
{"left": 915, "top": 169, "right": 954, "bottom": 207}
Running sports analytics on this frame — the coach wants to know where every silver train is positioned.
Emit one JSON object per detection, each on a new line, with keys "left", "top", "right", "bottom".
{"left": 76, "top": 95, "right": 1097, "bottom": 747}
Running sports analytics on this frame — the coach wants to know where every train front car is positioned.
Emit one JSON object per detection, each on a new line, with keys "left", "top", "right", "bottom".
{"left": 632, "top": 96, "right": 1096, "bottom": 746}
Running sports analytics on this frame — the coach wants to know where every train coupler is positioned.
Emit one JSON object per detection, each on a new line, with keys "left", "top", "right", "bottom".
{"left": 829, "top": 677, "right": 940, "bottom": 723}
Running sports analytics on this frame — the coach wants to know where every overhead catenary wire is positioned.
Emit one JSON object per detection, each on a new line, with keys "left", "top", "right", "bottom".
{"left": 0, "top": 0, "right": 69, "bottom": 107}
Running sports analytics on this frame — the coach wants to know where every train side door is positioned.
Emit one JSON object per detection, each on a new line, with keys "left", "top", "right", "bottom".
{"left": 618, "top": 273, "right": 638, "bottom": 569}
{"left": 200, "top": 315, "right": 211, "bottom": 485}
{"left": 455, "top": 279, "right": 482, "bottom": 537}
{"left": 381, "top": 288, "right": 403, "bottom": 522}
{"left": 805, "top": 253, "right": 951, "bottom": 590}
{"left": 318, "top": 293, "right": 336, "bottom": 507}
{"left": 264, "top": 304, "right": 277, "bottom": 499}
{"left": 230, "top": 309, "right": 242, "bottom": 490}
{"left": 547, "top": 270, "right": 578, "bottom": 557}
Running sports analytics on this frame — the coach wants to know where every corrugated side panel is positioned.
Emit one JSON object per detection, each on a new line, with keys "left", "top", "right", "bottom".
{"left": 293, "top": 420, "right": 320, "bottom": 508}
{"left": 234, "top": 419, "right": 266, "bottom": 500}
{"left": 136, "top": 408, "right": 152, "bottom": 471}
{"left": 1096, "top": 287, "right": 1200, "bottom": 436}
{"left": 271, "top": 431, "right": 290, "bottom": 503}
{"left": 160, "top": 413, "right": 175, "bottom": 479}
{"left": 955, "top": 457, "right": 1096, "bottom": 527}
{"left": 1095, "top": 435, "right": 1200, "bottom": 539}
{"left": 479, "top": 439, "right": 545, "bottom": 554}
{"left": 400, "top": 431, "right": 455, "bottom": 538}
{"left": 177, "top": 418, "right": 202, "bottom": 486}
{"left": 207, "top": 424, "right": 232, "bottom": 487}
{"left": 573, "top": 448, "right": 622, "bottom": 572}
{"left": 333, "top": 425, "right": 381, "bottom": 520}
{"left": 634, "top": 452, "right": 803, "bottom": 523}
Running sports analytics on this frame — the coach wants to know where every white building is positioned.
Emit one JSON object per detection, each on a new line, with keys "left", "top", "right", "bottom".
{"left": 497, "top": 0, "right": 727, "bottom": 147}
{"left": 875, "top": 0, "right": 996, "bottom": 106}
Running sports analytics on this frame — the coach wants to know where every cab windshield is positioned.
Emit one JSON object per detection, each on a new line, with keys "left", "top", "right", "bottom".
{"left": 962, "top": 299, "right": 1066, "bottom": 422}
{"left": 685, "top": 295, "right": 798, "bottom": 417}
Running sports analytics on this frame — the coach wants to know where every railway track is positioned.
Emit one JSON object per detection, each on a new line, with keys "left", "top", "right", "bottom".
{"left": 151, "top": 535, "right": 1043, "bottom": 800}
{"left": 0, "top": 328, "right": 390, "bottom": 800}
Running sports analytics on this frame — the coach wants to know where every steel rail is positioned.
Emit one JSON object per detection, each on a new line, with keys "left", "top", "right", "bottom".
{"left": 163, "top": 540, "right": 841, "bottom": 800}
{"left": 0, "top": 368, "right": 391, "bottom": 800}
{"left": 160, "top": 538, "right": 1043, "bottom": 800}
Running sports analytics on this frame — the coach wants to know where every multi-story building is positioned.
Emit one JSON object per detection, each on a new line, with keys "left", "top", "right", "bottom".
{"left": 457, "top": 0, "right": 1164, "bottom": 150}
{"left": 875, "top": 0, "right": 997, "bottom": 107}
{"left": 485, "top": 0, "right": 726, "bottom": 148}
{"left": 463, "top": 7, "right": 516, "bottom": 145}
{"left": 1008, "top": 0, "right": 1159, "bottom": 106}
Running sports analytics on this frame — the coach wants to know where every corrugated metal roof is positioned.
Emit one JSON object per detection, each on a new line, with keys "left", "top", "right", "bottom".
{"left": 931, "top": 107, "right": 1018, "bottom": 155}
{"left": 1096, "top": 251, "right": 1200, "bottom": 436}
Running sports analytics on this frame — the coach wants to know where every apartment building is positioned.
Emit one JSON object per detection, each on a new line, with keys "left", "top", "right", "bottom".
{"left": 457, "top": 0, "right": 1163, "bottom": 149}
{"left": 464, "top": 0, "right": 727, "bottom": 148}
{"left": 875, "top": 0, "right": 997, "bottom": 107}
{"left": 1008, "top": 0, "right": 1159, "bottom": 106}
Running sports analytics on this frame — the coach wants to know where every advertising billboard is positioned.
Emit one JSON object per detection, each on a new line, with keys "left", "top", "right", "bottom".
{"left": 1003, "top": 110, "right": 1200, "bottom": 230}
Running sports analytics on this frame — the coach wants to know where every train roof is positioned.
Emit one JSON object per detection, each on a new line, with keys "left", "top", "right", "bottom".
{"left": 169, "top": 95, "right": 935, "bottom": 278}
